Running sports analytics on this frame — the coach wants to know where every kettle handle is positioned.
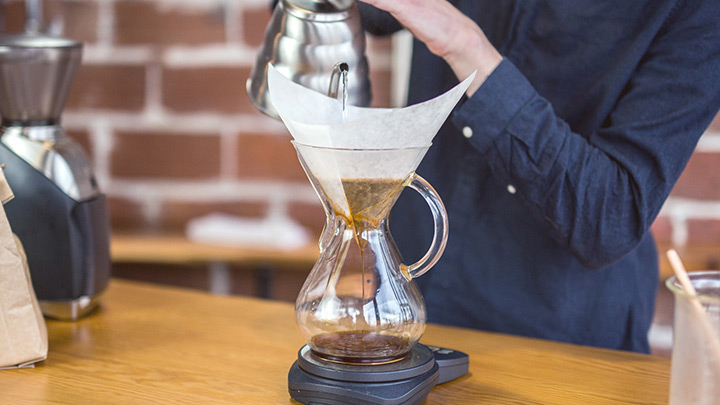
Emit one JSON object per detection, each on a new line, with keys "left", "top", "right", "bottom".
{"left": 402, "top": 173, "right": 449, "bottom": 279}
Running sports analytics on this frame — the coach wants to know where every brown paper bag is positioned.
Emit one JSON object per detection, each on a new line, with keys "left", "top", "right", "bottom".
{"left": 0, "top": 168, "right": 48, "bottom": 369}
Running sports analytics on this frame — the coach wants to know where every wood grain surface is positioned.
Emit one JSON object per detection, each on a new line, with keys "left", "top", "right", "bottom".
{"left": 0, "top": 279, "right": 670, "bottom": 404}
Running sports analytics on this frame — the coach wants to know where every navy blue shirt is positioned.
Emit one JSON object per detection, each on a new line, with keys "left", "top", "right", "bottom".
{"left": 361, "top": 0, "right": 720, "bottom": 352}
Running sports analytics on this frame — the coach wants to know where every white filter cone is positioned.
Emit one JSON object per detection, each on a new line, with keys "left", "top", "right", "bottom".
{"left": 294, "top": 143, "right": 429, "bottom": 219}
{"left": 271, "top": 63, "right": 474, "bottom": 219}
{"left": 268, "top": 64, "right": 475, "bottom": 149}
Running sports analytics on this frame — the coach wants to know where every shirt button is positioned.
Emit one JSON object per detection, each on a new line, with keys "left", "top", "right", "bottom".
{"left": 462, "top": 126, "right": 473, "bottom": 138}
{"left": 507, "top": 184, "right": 517, "bottom": 194}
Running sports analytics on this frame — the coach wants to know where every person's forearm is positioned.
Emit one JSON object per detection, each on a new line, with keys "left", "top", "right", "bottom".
{"left": 442, "top": 21, "right": 502, "bottom": 96}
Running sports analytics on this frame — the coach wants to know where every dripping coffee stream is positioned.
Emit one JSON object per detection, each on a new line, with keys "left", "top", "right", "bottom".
{"left": 268, "top": 63, "right": 475, "bottom": 404}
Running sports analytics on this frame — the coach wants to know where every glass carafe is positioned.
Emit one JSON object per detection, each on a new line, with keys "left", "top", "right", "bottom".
{"left": 293, "top": 142, "right": 448, "bottom": 364}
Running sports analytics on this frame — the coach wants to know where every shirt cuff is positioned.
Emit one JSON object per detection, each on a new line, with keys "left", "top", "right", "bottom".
{"left": 452, "top": 58, "right": 537, "bottom": 154}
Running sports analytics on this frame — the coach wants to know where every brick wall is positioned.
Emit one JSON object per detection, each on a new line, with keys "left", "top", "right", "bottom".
{"left": 2, "top": 0, "right": 392, "bottom": 240}
{"left": 655, "top": 115, "right": 720, "bottom": 248}
{"left": 3, "top": 0, "right": 720, "bottom": 269}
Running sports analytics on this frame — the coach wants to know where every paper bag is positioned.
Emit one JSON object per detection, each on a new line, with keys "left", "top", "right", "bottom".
{"left": 0, "top": 167, "right": 48, "bottom": 369}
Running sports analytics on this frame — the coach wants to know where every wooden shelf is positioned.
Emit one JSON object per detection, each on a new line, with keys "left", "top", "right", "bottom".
{"left": 110, "top": 232, "right": 319, "bottom": 270}
{"left": 110, "top": 234, "right": 720, "bottom": 280}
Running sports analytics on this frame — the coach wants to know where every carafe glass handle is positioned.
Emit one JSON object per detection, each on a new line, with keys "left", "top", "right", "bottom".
{"left": 403, "top": 174, "right": 449, "bottom": 279}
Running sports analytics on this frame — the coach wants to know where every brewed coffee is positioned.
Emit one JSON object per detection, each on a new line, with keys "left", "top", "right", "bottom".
{"left": 311, "top": 331, "right": 410, "bottom": 364}
{"left": 340, "top": 178, "right": 405, "bottom": 225}
{"left": 333, "top": 177, "right": 405, "bottom": 249}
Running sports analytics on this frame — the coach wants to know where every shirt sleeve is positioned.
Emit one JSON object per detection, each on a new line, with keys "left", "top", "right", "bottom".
{"left": 358, "top": 3, "right": 404, "bottom": 36}
{"left": 452, "top": 1, "right": 720, "bottom": 269}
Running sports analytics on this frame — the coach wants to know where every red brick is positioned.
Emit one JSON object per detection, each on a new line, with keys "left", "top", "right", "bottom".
{"left": 111, "top": 131, "right": 221, "bottom": 179}
{"left": 241, "top": 5, "right": 272, "bottom": 47}
{"left": 107, "top": 196, "right": 149, "bottom": 232}
{"left": 160, "top": 200, "right": 269, "bottom": 232}
{"left": 369, "top": 67, "right": 392, "bottom": 108}
{"left": 66, "top": 128, "right": 93, "bottom": 159}
{"left": 366, "top": 36, "right": 392, "bottom": 55}
{"left": 687, "top": 219, "right": 720, "bottom": 246}
{"left": 366, "top": 36, "right": 393, "bottom": 108}
{"left": 66, "top": 64, "right": 146, "bottom": 111}
{"left": 671, "top": 152, "right": 720, "bottom": 200}
{"left": 163, "top": 66, "right": 258, "bottom": 114}
{"left": 45, "top": 0, "right": 98, "bottom": 43}
{"left": 288, "top": 201, "right": 325, "bottom": 238}
{"left": 709, "top": 111, "right": 720, "bottom": 132}
{"left": 650, "top": 215, "right": 672, "bottom": 244}
{"left": 2, "top": 1, "right": 25, "bottom": 33}
{"left": 114, "top": 1, "right": 225, "bottom": 46}
{"left": 63, "top": 1, "right": 98, "bottom": 43}
{"left": 236, "top": 133, "right": 306, "bottom": 181}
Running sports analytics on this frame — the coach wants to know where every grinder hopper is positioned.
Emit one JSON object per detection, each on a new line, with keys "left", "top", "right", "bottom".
{"left": 0, "top": 32, "right": 81, "bottom": 126}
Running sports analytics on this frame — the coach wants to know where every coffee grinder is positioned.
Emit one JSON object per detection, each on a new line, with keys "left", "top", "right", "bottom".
{"left": 0, "top": 5, "right": 111, "bottom": 320}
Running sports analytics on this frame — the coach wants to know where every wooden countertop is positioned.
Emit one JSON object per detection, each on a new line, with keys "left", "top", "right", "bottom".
{"left": 0, "top": 279, "right": 671, "bottom": 404}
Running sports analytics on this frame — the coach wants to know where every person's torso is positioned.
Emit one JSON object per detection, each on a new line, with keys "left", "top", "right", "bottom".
{"left": 389, "top": 0, "right": 670, "bottom": 352}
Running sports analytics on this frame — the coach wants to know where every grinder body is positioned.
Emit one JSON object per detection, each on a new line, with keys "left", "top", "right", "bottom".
{"left": 0, "top": 32, "right": 111, "bottom": 320}
{"left": 0, "top": 138, "right": 110, "bottom": 319}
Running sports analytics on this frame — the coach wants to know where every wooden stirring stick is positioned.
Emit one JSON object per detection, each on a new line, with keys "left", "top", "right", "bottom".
{"left": 665, "top": 249, "right": 720, "bottom": 372}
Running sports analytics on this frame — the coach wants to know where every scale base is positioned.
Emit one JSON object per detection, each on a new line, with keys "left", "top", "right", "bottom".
{"left": 288, "top": 344, "right": 468, "bottom": 405}
{"left": 288, "top": 360, "right": 438, "bottom": 405}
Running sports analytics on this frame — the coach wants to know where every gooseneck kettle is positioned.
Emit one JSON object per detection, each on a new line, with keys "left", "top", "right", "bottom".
{"left": 247, "top": 0, "right": 372, "bottom": 118}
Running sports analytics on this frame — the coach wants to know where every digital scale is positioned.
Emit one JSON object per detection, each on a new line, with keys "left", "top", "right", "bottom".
{"left": 288, "top": 344, "right": 469, "bottom": 404}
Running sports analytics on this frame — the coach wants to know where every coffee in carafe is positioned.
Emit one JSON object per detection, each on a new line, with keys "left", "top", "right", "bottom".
{"left": 338, "top": 177, "right": 404, "bottom": 243}
{"left": 311, "top": 331, "right": 411, "bottom": 364}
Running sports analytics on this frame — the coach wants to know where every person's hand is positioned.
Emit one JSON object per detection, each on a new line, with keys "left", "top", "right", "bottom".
{"left": 359, "top": 0, "right": 502, "bottom": 96}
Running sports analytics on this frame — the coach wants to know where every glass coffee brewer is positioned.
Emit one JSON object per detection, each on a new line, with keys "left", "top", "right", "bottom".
{"left": 265, "top": 65, "right": 475, "bottom": 404}
{"left": 294, "top": 142, "right": 444, "bottom": 364}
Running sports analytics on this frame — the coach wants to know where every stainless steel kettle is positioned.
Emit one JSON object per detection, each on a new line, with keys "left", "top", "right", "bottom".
{"left": 247, "top": 0, "right": 372, "bottom": 118}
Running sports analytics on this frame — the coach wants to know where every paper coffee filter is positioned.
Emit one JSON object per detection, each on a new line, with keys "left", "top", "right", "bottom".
{"left": 267, "top": 63, "right": 475, "bottom": 149}
{"left": 294, "top": 142, "right": 429, "bottom": 219}
{"left": 270, "top": 63, "right": 474, "bottom": 219}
